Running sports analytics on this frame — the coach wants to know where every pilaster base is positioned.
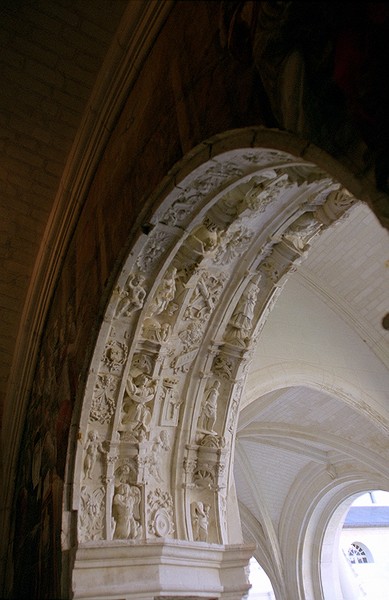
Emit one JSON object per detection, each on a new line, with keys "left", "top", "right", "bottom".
{"left": 71, "top": 539, "right": 254, "bottom": 599}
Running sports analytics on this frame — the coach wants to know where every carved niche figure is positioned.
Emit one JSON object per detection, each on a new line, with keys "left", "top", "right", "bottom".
{"left": 116, "top": 273, "right": 146, "bottom": 318}
{"left": 197, "top": 380, "right": 220, "bottom": 434}
{"left": 83, "top": 430, "right": 107, "bottom": 480}
{"left": 191, "top": 501, "right": 210, "bottom": 542}
{"left": 147, "top": 430, "right": 171, "bottom": 483}
{"left": 225, "top": 277, "right": 261, "bottom": 347}
{"left": 112, "top": 483, "right": 142, "bottom": 540}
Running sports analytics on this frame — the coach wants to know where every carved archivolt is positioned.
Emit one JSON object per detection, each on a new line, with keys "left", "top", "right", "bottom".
{"left": 74, "top": 135, "right": 356, "bottom": 548}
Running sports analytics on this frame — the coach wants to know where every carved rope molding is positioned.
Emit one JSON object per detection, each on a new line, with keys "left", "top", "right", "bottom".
{"left": 71, "top": 130, "right": 357, "bottom": 549}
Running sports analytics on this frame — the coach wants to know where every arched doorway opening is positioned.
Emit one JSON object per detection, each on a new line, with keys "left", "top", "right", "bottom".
{"left": 64, "top": 127, "right": 389, "bottom": 599}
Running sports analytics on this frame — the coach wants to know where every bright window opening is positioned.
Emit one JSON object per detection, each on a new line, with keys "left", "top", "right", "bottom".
{"left": 247, "top": 557, "right": 275, "bottom": 599}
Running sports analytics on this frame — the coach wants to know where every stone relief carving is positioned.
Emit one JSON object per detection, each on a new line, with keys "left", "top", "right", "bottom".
{"left": 90, "top": 374, "right": 117, "bottom": 424}
{"left": 225, "top": 276, "right": 261, "bottom": 347}
{"left": 184, "top": 270, "right": 226, "bottom": 323}
{"left": 282, "top": 212, "right": 322, "bottom": 251}
{"left": 191, "top": 501, "right": 210, "bottom": 542}
{"left": 147, "top": 488, "right": 175, "bottom": 538}
{"left": 161, "top": 191, "right": 199, "bottom": 227}
{"left": 115, "top": 273, "right": 146, "bottom": 318}
{"left": 241, "top": 172, "right": 290, "bottom": 212}
{"left": 161, "top": 376, "right": 182, "bottom": 425}
{"left": 79, "top": 485, "right": 105, "bottom": 542}
{"left": 142, "top": 319, "right": 171, "bottom": 343}
{"left": 115, "top": 460, "right": 137, "bottom": 485}
{"left": 119, "top": 371, "right": 157, "bottom": 442}
{"left": 214, "top": 225, "right": 253, "bottom": 265}
{"left": 189, "top": 218, "right": 220, "bottom": 258}
{"left": 148, "top": 266, "right": 178, "bottom": 318}
{"left": 315, "top": 188, "right": 355, "bottom": 224}
{"left": 213, "top": 354, "right": 236, "bottom": 380}
{"left": 83, "top": 430, "right": 107, "bottom": 480}
{"left": 136, "top": 231, "right": 173, "bottom": 272}
{"left": 102, "top": 338, "right": 128, "bottom": 373}
{"left": 112, "top": 483, "right": 143, "bottom": 540}
{"left": 147, "top": 430, "right": 170, "bottom": 483}
{"left": 197, "top": 380, "right": 220, "bottom": 434}
{"left": 194, "top": 462, "right": 225, "bottom": 491}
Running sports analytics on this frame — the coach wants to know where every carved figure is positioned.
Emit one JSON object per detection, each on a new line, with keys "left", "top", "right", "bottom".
{"left": 283, "top": 212, "right": 321, "bottom": 251}
{"left": 83, "top": 430, "right": 107, "bottom": 479}
{"left": 116, "top": 273, "right": 146, "bottom": 317}
{"left": 191, "top": 501, "right": 210, "bottom": 542}
{"left": 148, "top": 430, "right": 170, "bottom": 482}
{"left": 112, "top": 483, "right": 142, "bottom": 539}
{"left": 190, "top": 219, "right": 219, "bottom": 256}
{"left": 226, "top": 278, "right": 261, "bottom": 346}
{"left": 198, "top": 380, "right": 220, "bottom": 433}
{"left": 149, "top": 266, "right": 177, "bottom": 316}
{"left": 122, "top": 372, "right": 156, "bottom": 440}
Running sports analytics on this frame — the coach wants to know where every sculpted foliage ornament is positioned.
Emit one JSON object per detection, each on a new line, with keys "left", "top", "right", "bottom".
{"left": 79, "top": 485, "right": 105, "bottom": 542}
{"left": 90, "top": 374, "right": 117, "bottom": 424}
{"left": 102, "top": 338, "right": 128, "bottom": 373}
{"left": 147, "top": 488, "right": 174, "bottom": 538}
{"left": 214, "top": 225, "right": 253, "bottom": 265}
{"left": 136, "top": 231, "right": 174, "bottom": 272}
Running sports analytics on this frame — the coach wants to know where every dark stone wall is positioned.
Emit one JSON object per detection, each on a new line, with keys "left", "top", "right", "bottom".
{"left": 10, "top": 3, "right": 271, "bottom": 598}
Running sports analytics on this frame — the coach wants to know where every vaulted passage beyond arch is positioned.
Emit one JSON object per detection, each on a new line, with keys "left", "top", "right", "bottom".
{"left": 64, "top": 128, "right": 389, "bottom": 599}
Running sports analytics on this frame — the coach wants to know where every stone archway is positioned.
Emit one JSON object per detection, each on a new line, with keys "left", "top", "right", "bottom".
{"left": 65, "top": 128, "right": 360, "bottom": 599}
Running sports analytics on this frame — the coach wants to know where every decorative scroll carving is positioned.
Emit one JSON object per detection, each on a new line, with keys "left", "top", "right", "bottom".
{"left": 90, "top": 374, "right": 117, "bottom": 424}
{"left": 191, "top": 501, "right": 210, "bottom": 542}
{"left": 115, "top": 273, "right": 146, "bottom": 318}
{"left": 79, "top": 485, "right": 105, "bottom": 542}
{"left": 112, "top": 483, "right": 143, "bottom": 540}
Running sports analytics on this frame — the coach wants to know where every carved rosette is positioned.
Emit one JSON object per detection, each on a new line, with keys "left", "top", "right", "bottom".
{"left": 147, "top": 488, "right": 175, "bottom": 538}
